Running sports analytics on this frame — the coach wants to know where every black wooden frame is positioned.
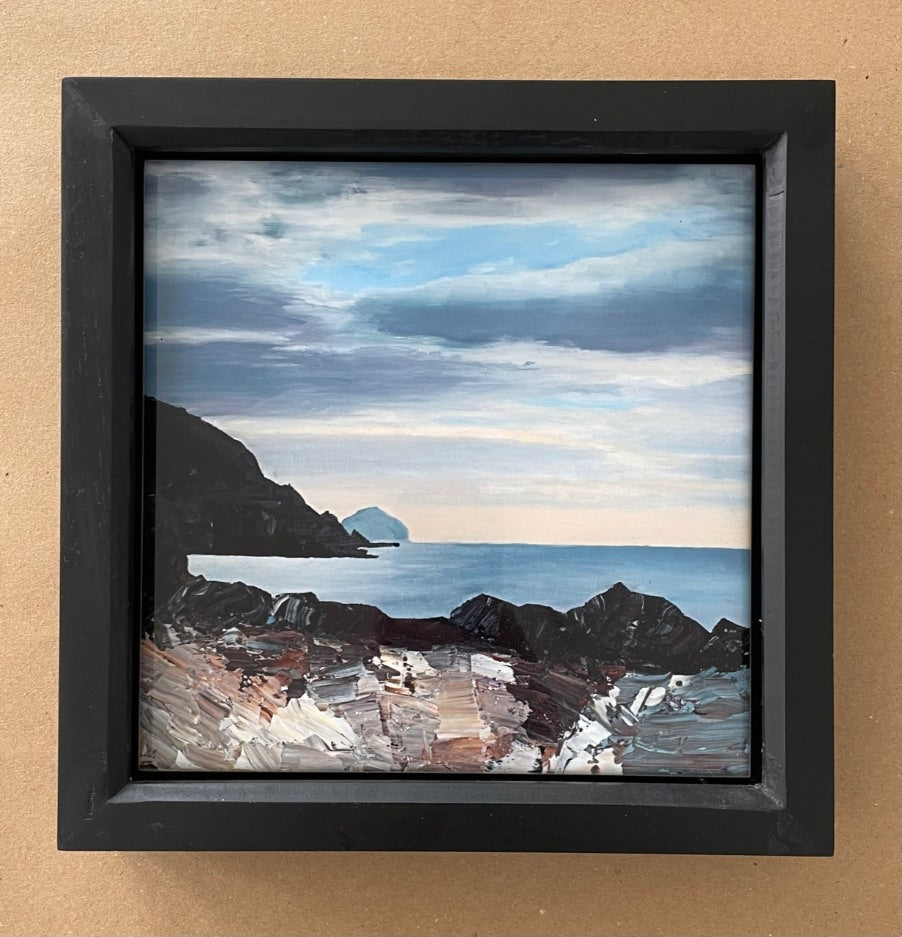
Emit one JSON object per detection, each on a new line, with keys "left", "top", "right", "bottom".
{"left": 59, "top": 78, "right": 834, "bottom": 853}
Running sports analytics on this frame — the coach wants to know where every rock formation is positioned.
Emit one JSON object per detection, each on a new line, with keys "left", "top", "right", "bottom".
{"left": 341, "top": 506, "right": 409, "bottom": 543}
{"left": 155, "top": 575, "right": 749, "bottom": 678}
{"left": 144, "top": 396, "right": 374, "bottom": 600}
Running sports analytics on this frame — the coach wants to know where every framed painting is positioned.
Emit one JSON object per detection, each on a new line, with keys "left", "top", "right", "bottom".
{"left": 59, "top": 78, "right": 834, "bottom": 853}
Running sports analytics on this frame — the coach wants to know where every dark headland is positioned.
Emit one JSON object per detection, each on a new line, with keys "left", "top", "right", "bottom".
{"left": 145, "top": 396, "right": 378, "bottom": 599}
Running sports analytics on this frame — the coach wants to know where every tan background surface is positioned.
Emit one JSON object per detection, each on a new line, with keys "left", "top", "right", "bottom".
{"left": 1, "top": 2, "right": 900, "bottom": 935}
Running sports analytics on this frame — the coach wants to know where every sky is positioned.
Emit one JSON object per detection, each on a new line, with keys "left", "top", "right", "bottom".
{"left": 144, "top": 160, "right": 756, "bottom": 547}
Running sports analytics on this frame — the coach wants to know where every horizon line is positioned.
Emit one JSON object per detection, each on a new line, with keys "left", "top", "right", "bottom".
{"left": 379, "top": 539, "right": 750, "bottom": 551}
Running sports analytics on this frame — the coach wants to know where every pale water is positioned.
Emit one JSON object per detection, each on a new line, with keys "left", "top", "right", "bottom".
{"left": 189, "top": 543, "right": 750, "bottom": 629}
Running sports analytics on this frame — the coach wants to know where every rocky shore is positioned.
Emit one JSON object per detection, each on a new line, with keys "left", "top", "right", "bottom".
{"left": 140, "top": 576, "right": 751, "bottom": 776}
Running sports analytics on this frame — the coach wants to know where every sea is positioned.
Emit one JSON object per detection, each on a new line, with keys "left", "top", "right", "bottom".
{"left": 189, "top": 543, "right": 751, "bottom": 630}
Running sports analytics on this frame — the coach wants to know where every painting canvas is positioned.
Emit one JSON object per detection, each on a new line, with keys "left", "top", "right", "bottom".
{"left": 140, "top": 160, "right": 756, "bottom": 777}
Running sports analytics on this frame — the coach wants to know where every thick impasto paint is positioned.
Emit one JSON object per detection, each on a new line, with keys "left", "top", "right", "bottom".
{"left": 140, "top": 160, "right": 756, "bottom": 776}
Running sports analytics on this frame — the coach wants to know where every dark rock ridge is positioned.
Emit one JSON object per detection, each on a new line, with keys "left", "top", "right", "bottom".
{"left": 157, "top": 575, "right": 482, "bottom": 653}
{"left": 450, "top": 582, "right": 743, "bottom": 673}
{"left": 564, "top": 581, "right": 715, "bottom": 673}
{"left": 699, "top": 618, "right": 751, "bottom": 671}
{"left": 145, "top": 396, "right": 374, "bottom": 599}
{"left": 157, "top": 575, "right": 749, "bottom": 674}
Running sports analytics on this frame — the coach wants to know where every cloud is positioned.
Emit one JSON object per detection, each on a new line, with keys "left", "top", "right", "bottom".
{"left": 144, "top": 160, "right": 755, "bottom": 280}
{"left": 213, "top": 402, "right": 751, "bottom": 545}
{"left": 143, "top": 160, "right": 756, "bottom": 546}
{"left": 145, "top": 327, "right": 293, "bottom": 346}
{"left": 360, "top": 291, "right": 750, "bottom": 355}
{"left": 373, "top": 237, "right": 751, "bottom": 303}
{"left": 147, "top": 339, "right": 501, "bottom": 417}
{"left": 145, "top": 161, "right": 755, "bottom": 356}
{"left": 356, "top": 237, "right": 753, "bottom": 353}
{"left": 460, "top": 341, "right": 751, "bottom": 389}
{"left": 213, "top": 370, "right": 751, "bottom": 475}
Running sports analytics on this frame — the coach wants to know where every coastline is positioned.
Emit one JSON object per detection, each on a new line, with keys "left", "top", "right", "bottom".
{"left": 188, "top": 541, "right": 752, "bottom": 629}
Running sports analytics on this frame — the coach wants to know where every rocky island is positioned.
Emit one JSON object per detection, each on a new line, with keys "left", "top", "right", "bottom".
{"left": 341, "top": 506, "right": 409, "bottom": 544}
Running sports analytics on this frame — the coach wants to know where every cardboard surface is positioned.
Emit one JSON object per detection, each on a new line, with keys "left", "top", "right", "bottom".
{"left": 0, "top": 2, "right": 899, "bottom": 934}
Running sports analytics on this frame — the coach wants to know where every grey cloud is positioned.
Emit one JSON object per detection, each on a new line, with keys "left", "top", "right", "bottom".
{"left": 145, "top": 273, "right": 326, "bottom": 337}
{"left": 148, "top": 341, "right": 498, "bottom": 419}
{"left": 260, "top": 217, "right": 289, "bottom": 239}
{"left": 145, "top": 169, "right": 210, "bottom": 202}
{"left": 359, "top": 285, "right": 753, "bottom": 354}
{"left": 153, "top": 160, "right": 752, "bottom": 217}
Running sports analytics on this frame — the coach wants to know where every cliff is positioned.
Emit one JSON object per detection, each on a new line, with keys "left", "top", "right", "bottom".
{"left": 144, "top": 397, "right": 373, "bottom": 600}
